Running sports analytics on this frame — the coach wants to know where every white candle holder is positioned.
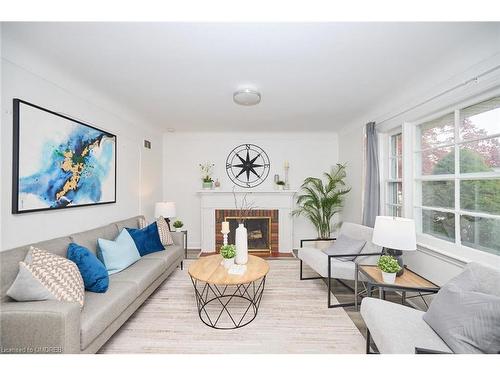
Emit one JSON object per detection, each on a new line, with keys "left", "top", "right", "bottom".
{"left": 284, "top": 165, "right": 290, "bottom": 190}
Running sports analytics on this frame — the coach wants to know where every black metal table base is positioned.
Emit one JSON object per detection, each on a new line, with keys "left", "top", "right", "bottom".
{"left": 190, "top": 276, "right": 266, "bottom": 329}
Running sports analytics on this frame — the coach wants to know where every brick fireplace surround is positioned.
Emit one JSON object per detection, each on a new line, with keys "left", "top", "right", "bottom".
{"left": 215, "top": 209, "right": 279, "bottom": 253}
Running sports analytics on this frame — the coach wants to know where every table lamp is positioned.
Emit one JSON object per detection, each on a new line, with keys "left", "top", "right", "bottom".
{"left": 155, "top": 202, "right": 177, "bottom": 231}
{"left": 372, "top": 216, "right": 416, "bottom": 276}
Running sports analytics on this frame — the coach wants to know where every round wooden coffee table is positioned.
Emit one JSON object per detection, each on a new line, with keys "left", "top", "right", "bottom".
{"left": 188, "top": 254, "right": 269, "bottom": 329}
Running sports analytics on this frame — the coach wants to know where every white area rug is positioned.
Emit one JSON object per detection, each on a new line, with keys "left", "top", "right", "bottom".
{"left": 99, "top": 259, "right": 365, "bottom": 353}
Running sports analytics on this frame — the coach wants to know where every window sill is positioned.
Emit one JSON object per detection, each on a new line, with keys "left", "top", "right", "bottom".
{"left": 416, "top": 234, "right": 500, "bottom": 267}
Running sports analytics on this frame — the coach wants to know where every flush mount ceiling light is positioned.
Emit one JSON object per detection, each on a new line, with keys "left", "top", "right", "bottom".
{"left": 233, "top": 89, "right": 261, "bottom": 106}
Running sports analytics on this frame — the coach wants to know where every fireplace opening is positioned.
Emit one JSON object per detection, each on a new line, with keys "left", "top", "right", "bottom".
{"left": 226, "top": 217, "right": 271, "bottom": 252}
{"left": 215, "top": 209, "right": 278, "bottom": 253}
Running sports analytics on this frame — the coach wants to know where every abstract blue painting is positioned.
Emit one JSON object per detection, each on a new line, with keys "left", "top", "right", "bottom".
{"left": 13, "top": 99, "right": 116, "bottom": 213}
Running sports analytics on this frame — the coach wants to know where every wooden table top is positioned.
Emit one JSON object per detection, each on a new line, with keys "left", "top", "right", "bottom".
{"left": 188, "top": 254, "right": 270, "bottom": 285}
{"left": 359, "top": 265, "right": 439, "bottom": 290}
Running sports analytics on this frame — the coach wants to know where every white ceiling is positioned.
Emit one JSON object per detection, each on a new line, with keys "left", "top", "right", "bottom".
{"left": 3, "top": 22, "right": 500, "bottom": 132}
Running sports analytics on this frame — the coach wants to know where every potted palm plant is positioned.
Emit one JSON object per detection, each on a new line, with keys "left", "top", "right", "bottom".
{"left": 377, "top": 255, "right": 402, "bottom": 284}
{"left": 292, "top": 163, "right": 351, "bottom": 239}
{"left": 220, "top": 244, "right": 236, "bottom": 269}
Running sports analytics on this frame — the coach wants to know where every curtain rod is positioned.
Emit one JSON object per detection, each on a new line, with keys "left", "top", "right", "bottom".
{"left": 375, "top": 64, "right": 500, "bottom": 127}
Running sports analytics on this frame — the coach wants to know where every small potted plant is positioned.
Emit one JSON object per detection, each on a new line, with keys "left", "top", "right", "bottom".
{"left": 173, "top": 220, "right": 184, "bottom": 232}
{"left": 377, "top": 255, "right": 402, "bottom": 284}
{"left": 276, "top": 180, "right": 286, "bottom": 190}
{"left": 202, "top": 176, "right": 213, "bottom": 189}
{"left": 220, "top": 244, "right": 236, "bottom": 269}
{"left": 200, "top": 162, "right": 215, "bottom": 189}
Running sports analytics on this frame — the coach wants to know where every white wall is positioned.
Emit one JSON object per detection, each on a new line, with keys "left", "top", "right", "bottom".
{"left": 1, "top": 38, "right": 163, "bottom": 251}
{"left": 163, "top": 131, "right": 340, "bottom": 249}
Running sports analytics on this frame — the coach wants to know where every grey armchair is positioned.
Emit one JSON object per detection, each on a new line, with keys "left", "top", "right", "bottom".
{"left": 297, "top": 222, "right": 383, "bottom": 308}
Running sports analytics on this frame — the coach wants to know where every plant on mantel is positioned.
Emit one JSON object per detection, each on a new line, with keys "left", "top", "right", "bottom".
{"left": 276, "top": 180, "right": 286, "bottom": 189}
{"left": 200, "top": 162, "right": 215, "bottom": 188}
{"left": 292, "top": 163, "right": 351, "bottom": 239}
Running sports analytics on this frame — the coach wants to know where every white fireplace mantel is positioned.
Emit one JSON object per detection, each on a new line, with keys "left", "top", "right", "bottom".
{"left": 197, "top": 190, "right": 297, "bottom": 253}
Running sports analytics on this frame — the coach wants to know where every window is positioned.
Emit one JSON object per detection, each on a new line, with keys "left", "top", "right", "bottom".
{"left": 414, "top": 97, "right": 500, "bottom": 257}
{"left": 386, "top": 132, "right": 403, "bottom": 216}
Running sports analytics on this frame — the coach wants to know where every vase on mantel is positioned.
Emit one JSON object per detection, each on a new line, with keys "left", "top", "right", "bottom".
{"left": 235, "top": 223, "right": 248, "bottom": 265}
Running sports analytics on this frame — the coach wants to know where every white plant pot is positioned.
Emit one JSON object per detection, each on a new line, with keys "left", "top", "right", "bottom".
{"left": 175, "top": 228, "right": 182, "bottom": 232}
{"left": 235, "top": 223, "right": 248, "bottom": 265}
{"left": 223, "top": 258, "right": 235, "bottom": 269}
{"left": 381, "top": 271, "right": 397, "bottom": 284}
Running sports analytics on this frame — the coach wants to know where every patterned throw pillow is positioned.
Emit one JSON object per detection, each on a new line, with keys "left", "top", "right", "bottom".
{"left": 139, "top": 217, "right": 147, "bottom": 229}
{"left": 156, "top": 216, "right": 174, "bottom": 246}
{"left": 7, "top": 247, "right": 85, "bottom": 308}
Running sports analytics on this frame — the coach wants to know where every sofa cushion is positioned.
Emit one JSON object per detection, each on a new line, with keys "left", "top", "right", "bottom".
{"left": 70, "top": 224, "right": 119, "bottom": 255}
{"left": 80, "top": 280, "right": 138, "bottom": 350}
{"left": 126, "top": 222, "right": 164, "bottom": 256}
{"left": 109, "top": 258, "right": 166, "bottom": 292}
{"left": 141, "top": 244, "right": 184, "bottom": 267}
{"left": 298, "top": 247, "right": 369, "bottom": 281}
{"left": 67, "top": 243, "right": 109, "bottom": 293}
{"left": 31, "top": 236, "right": 74, "bottom": 258}
{"left": 360, "top": 297, "right": 452, "bottom": 354}
{"left": 7, "top": 247, "right": 85, "bottom": 308}
{"left": 322, "top": 234, "right": 366, "bottom": 261}
{"left": 97, "top": 229, "right": 141, "bottom": 275}
{"left": 423, "top": 264, "right": 500, "bottom": 354}
{"left": 115, "top": 216, "right": 143, "bottom": 232}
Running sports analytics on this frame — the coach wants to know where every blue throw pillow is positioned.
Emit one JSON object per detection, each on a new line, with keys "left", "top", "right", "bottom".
{"left": 67, "top": 243, "right": 109, "bottom": 293}
{"left": 126, "top": 222, "right": 165, "bottom": 256}
{"left": 97, "top": 229, "right": 141, "bottom": 275}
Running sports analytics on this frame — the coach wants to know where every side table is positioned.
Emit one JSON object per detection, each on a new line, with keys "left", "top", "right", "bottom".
{"left": 355, "top": 264, "right": 439, "bottom": 310}
{"left": 172, "top": 230, "right": 188, "bottom": 269}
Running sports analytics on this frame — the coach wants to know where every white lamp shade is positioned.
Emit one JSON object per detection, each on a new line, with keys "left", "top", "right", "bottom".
{"left": 372, "top": 216, "right": 417, "bottom": 251}
{"left": 155, "top": 202, "right": 176, "bottom": 218}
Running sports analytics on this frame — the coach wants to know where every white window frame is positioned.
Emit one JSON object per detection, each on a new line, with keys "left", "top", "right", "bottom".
{"left": 410, "top": 94, "right": 500, "bottom": 264}
{"left": 380, "top": 127, "right": 403, "bottom": 217}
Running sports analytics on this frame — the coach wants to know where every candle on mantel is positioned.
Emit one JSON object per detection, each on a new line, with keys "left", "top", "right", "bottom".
{"left": 284, "top": 160, "right": 290, "bottom": 168}
{"left": 221, "top": 221, "right": 230, "bottom": 234}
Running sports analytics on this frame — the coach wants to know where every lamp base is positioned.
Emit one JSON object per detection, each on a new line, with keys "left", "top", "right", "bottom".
{"left": 385, "top": 248, "right": 404, "bottom": 276}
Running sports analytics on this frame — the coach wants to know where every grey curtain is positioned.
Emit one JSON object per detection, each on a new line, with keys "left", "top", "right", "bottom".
{"left": 362, "top": 122, "right": 380, "bottom": 227}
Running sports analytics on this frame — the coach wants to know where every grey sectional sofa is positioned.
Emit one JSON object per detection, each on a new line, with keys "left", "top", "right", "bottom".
{"left": 0, "top": 216, "right": 185, "bottom": 354}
